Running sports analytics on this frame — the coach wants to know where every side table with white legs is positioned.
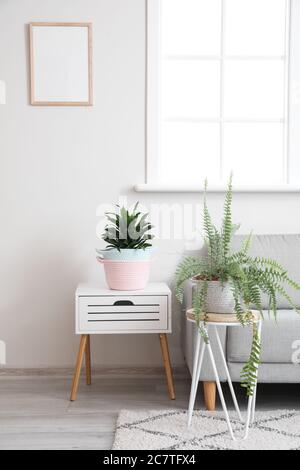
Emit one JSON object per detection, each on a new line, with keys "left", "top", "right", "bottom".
{"left": 186, "top": 310, "right": 262, "bottom": 441}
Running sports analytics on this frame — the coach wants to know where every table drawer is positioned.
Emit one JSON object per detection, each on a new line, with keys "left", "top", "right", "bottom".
{"left": 77, "top": 295, "right": 169, "bottom": 333}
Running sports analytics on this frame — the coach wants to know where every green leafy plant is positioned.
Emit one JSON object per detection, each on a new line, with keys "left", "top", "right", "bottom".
{"left": 175, "top": 176, "right": 300, "bottom": 396}
{"left": 101, "top": 202, "right": 154, "bottom": 251}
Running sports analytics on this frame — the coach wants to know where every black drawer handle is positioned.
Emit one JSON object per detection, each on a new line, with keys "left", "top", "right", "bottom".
{"left": 113, "top": 300, "right": 134, "bottom": 306}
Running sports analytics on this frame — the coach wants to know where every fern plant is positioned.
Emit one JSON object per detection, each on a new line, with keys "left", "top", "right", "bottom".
{"left": 175, "top": 176, "right": 300, "bottom": 396}
{"left": 100, "top": 202, "right": 154, "bottom": 251}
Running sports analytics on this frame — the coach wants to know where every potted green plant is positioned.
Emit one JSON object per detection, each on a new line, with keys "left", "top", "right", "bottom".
{"left": 175, "top": 176, "right": 300, "bottom": 395}
{"left": 96, "top": 203, "right": 154, "bottom": 290}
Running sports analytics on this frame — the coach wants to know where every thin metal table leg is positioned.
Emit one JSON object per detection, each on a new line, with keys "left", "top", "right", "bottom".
{"left": 206, "top": 342, "right": 236, "bottom": 441}
{"left": 214, "top": 325, "right": 244, "bottom": 423}
{"left": 187, "top": 330, "right": 201, "bottom": 426}
{"left": 188, "top": 324, "right": 207, "bottom": 426}
{"left": 244, "top": 396, "right": 253, "bottom": 440}
{"left": 187, "top": 318, "right": 262, "bottom": 441}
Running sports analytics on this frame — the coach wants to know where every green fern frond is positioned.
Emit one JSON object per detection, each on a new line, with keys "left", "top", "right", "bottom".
{"left": 241, "top": 232, "right": 253, "bottom": 254}
{"left": 284, "top": 276, "right": 300, "bottom": 292}
{"left": 244, "top": 277, "right": 263, "bottom": 314}
{"left": 254, "top": 257, "right": 288, "bottom": 273}
{"left": 192, "top": 281, "right": 209, "bottom": 343}
{"left": 198, "top": 323, "right": 209, "bottom": 344}
{"left": 174, "top": 175, "right": 300, "bottom": 397}
{"left": 231, "top": 281, "right": 247, "bottom": 325}
{"left": 175, "top": 257, "right": 209, "bottom": 302}
{"left": 241, "top": 324, "right": 261, "bottom": 396}
{"left": 203, "top": 180, "right": 220, "bottom": 267}
{"left": 221, "top": 174, "right": 233, "bottom": 259}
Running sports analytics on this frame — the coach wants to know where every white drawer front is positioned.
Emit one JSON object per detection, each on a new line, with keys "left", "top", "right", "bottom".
{"left": 77, "top": 295, "right": 168, "bottom": 333}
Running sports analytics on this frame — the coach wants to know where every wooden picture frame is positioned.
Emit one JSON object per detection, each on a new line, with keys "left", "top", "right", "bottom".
{"left": 29, "top": 22, "right": 93, "bottom": 106}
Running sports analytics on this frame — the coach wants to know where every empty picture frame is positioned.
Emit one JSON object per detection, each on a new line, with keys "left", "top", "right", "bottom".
{"left": 29, "top": 22, "right": 93, "bottom": 106}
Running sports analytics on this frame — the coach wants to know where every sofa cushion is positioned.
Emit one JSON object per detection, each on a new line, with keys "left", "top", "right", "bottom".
{"left": 228, "top": 362, "right": 300, "bottom": 383}
{"left": 227, "top": 309, "right": 300, "bottom": 364}
{"left": 232, "top": 234, "right": 300, "bottom": 309}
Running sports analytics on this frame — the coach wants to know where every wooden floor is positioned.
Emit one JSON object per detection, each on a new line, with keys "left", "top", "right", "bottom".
{"left": 1, "top": 370, "right": 300, "bottom": 450}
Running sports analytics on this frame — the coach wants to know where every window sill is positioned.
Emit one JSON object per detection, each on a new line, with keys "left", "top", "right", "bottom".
{"left": 134, "top": 183, "right": 300, "bottom": 193}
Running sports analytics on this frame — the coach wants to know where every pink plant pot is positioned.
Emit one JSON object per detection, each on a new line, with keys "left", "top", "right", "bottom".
{"left": 97, "top": 259, "right": 152, "bottom": 290}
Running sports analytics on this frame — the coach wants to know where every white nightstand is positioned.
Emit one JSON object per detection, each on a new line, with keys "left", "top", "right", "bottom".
{"left": 70, "top": 283, "right": 175, "bottom": 401}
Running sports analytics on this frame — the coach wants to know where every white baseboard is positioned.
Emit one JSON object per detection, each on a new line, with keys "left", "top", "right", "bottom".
{"left": 0, "top": 365, "right": 189, "bottom": 378}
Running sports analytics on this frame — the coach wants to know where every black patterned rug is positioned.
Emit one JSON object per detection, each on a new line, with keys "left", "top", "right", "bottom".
{"left": 112, "top": 409, "right": 300, "bottom": 450}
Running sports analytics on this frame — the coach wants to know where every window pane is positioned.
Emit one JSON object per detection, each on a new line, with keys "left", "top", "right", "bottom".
{"left": 225, "top": 0, "right": 287, "bottom": 56}
{"left": 223, "top": 123, "right": 284, "bottom": 184}
{"left": 160, "top": 123, "right": 220, "bottom": 184}
{"left": 224, "top": 60, "right": 285, "bottom": 119}
{"left": 161, "top": 0, "right": 222, "bottom": 56}
{"left": 162, "top": 60, "right": 220, "bottom": 118}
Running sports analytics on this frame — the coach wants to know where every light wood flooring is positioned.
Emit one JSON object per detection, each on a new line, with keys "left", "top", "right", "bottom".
{"left": 0, "top": 368, "right": 300, "bottom": 450}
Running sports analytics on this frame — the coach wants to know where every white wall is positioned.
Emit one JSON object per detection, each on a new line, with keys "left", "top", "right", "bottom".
{"left": 0, "top": 0, "right": 300, "bottom": 368}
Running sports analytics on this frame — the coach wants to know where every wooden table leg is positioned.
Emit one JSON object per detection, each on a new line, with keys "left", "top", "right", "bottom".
{"left": 203, "top": 381, "right": 216, "bottom": 411}
{"left": 85, "top": 334, "right": 91, "bottom": 385}
{"left": 70, "top": 334, "right": 88, "bottom": 401}
{"left": 159, "top": 333, "right": 175, "bottom": 400}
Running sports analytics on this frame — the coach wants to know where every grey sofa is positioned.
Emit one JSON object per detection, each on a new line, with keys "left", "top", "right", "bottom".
{"left": 182, "top": 234, "right": 300, "bottom": 409}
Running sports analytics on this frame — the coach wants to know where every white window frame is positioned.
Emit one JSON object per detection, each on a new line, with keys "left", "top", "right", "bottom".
{"left": 135, "top": 0, "right": 300, "bottom": 193}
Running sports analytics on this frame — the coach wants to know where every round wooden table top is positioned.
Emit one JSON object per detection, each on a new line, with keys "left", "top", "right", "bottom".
{"left": 186, "top": 309, "right": 261, "bottom": 324}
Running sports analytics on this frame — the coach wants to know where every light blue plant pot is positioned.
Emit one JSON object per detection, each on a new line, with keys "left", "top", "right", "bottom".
{"left": 96, "top": 247, "right": 155, "bottom": 261}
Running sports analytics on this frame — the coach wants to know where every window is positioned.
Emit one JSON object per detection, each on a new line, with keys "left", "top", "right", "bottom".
{"left": 145, "top": 0, "right": 293, "bottom": 190}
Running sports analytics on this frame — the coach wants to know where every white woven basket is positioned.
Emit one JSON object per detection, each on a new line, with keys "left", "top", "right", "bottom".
{"left": 192, "top": 279, "right": 235, "bottom": 314}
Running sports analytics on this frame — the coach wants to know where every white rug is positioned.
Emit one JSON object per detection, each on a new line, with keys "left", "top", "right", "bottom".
{"left": 112, "top": 409, "right": 300, "bottom": 450}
